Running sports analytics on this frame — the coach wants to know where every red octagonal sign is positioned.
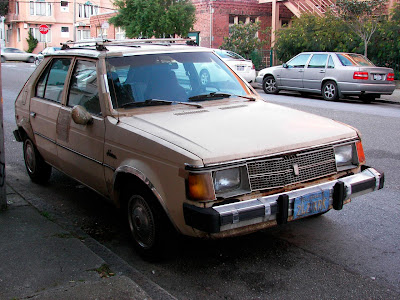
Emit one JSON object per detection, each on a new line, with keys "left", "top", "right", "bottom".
{"left": 39, "top": 24, "right": 49, "bottom": 35}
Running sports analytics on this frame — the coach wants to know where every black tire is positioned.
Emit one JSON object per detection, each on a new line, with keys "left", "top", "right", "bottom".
{"left": 200, "top": 69, "right": 210, "bottom": 85}
{"left": 27, "top": 56, "right": 35, "bottom": 63}
{"left": 123, "top": 186, "right": 174, "bottom": 260}
{"left": 23, "top": 138, "right": 52, "bottom": 184}
{"left": 322, "top": 81, "right": 339, "bottom": 101}
{"left": 262, "top": 75, "right": 279, "bottom": 94}
{"left": 34, "top": 58, "right": 40, "bottom": 66}
{"left": 1, "top": 56, "right": 5, "bottom": 63}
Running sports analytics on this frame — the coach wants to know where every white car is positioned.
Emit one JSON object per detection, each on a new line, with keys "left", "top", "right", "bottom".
{"left": 199, "top": 49, "right": 256, "bottom": 84}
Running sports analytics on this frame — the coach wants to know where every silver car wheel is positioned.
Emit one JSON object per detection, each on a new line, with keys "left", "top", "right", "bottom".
{"left": 263, "top": 76, "right": 278, "bottom": 94}
{"left": 322, "top": 81, "right": 338, "bottom": 101}
{"left": 128, "top": 195, "right": 156, "bottom": 249}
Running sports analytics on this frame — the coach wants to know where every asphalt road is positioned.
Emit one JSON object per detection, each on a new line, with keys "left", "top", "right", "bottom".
{"left": 2, "top": 62, "right": 400, "bottom": 299}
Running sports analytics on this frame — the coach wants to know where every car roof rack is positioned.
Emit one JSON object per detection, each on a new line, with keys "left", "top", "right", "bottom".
{"left": 60, "top": 38, "right": 195, "bottom": 51}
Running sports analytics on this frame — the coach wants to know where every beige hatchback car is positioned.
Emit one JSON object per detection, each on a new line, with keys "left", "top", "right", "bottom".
{"left": 14, "top": 39, "right": 384, "bottom": 258}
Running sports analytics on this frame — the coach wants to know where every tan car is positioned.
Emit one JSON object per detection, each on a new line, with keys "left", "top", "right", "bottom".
{"left": 14, "top": 39, "right": 384, "bottom": 258}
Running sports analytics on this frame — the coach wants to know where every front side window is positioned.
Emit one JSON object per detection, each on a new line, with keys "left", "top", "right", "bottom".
{"left": 67, "top": 60, "right": 101, "bottom": 115}
{"left": 307, "top": 54, "right": 328, "bottom": 68}
{"left": 287, "top": 54, "right": 311, "bottom": 68}
{"left": 106, "top": 52, "right": 250, "bottom": 109}
{"left": 35, "top": 58, "right": 72, "bottom": 102}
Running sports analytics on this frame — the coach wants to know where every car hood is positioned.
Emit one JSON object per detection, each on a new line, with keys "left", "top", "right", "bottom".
{"left": 120, "top": 100, "right": 357, "bottom": 165}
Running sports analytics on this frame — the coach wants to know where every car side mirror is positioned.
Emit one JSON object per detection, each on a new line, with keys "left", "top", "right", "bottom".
{"left": 71, "top": 105, "right": 93, "bottom": 125}
{"left": 282, "top": 63, "right": 288, "bottom": 68}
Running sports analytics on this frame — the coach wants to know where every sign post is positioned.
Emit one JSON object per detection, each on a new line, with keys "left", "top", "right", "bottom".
{"left": 0, "top": 43, "right": 6, "bottom": 211}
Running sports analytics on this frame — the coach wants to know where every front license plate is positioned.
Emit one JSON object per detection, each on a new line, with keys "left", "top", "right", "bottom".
{"left": 293, "top": 190, "right": 330, "bottom": 220}
{"left": 373, "top": 74, "right": 383, "bottom": 80}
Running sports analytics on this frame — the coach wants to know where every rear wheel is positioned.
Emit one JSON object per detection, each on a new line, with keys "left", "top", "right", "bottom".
{"left": 262, "top": 75, "right": 279, "bottom": 94}
{"left": 322, "top": 81, "right": 339, "bottom": 101}
{"left": 1, "top": 56, "right": 5, "bottom": 63}
{"left": 27, "top": 56, "right": 35, "bottom": 63}
{"left": 123, "top": 186, "right": 174, "bottom": 260}
{"left": 23, "top": 138, "right": 52, "bottom": 184}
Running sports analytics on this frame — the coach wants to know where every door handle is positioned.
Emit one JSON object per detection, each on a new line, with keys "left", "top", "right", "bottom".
{"left": 319, "top": 70, "right": 326, "bottom": 73}
{"left": 30, "top": 112, "right": 36, "bottom": 118}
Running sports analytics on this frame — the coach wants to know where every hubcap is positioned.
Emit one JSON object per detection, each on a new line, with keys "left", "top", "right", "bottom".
{"left": 128, "top": 196, "right": 155, "bottom": 249}
{"left": 25, "top": 142, "right": 36, "bottom": 174}
{"left": 324, "top": 83, "right": 335, "bottom": 99}
{"left": 265, "top": 78, "right": 276, "bottom": 93}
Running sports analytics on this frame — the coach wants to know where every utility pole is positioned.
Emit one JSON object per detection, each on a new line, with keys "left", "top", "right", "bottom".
{"left": 0, "top": 44, "right": 6, "bottom": 210}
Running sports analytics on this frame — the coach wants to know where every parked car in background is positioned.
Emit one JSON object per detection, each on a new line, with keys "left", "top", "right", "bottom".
{"left": 199, "top": 49, "right": 256, "bottom": 85}
{"left": 14, "top": 39, "right": 384, "bottom": 258}
{"left": 35, "top": 47, "right": 61, "bottom": 65}
{"left": 256, "top": 52, "right": 396, "bottom": 102}
{"left": 1, "top": 47, "right": 37, "bottom": 63}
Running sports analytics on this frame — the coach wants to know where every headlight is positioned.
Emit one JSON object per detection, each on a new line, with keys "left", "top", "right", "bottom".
{"left": 213, "top": 166, "right": 250, "bottom": 198}
{"left": 214, "top": 168, "right": 241, "bottom": 193}
{"left": 334, "top": 143, "right": 358, "bottom": 170}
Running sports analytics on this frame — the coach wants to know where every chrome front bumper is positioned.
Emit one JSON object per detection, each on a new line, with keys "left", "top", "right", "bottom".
{"left": 183, "top": 167, "right": 384, "bottom": 233}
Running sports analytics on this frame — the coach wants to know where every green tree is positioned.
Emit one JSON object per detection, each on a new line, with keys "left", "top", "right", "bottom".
{"left": 110, "top": 0, "right": 196, "bottom": 38}
{"left": 220, "top": 21, "right": 268, "bottom": 69}
{"left": 274, "top": 13, "right": 360, "bottom": 62}
{"left": 368, "top": 3, "right": 400, "bottom": 77}
{"left": 26, "top": 31, "right": 38, "bottom": 53}
{"left": 0, "top": 2, "right": 9, "bottom": 16}
{"left": 335, "top": 0, "right": 388, "bottom": 58}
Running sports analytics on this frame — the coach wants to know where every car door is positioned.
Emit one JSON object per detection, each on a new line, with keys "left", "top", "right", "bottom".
{"left": 279, "top": 53, "right": 311, "bottom": 89}
{"left": 302, "top": 53, "right": 329, "bottom": 91}
{"left": 56, "top": 59, "right": 107, "bottom": 195}
{"left": 30, "top": 57, "right": 72, "bottom": 168}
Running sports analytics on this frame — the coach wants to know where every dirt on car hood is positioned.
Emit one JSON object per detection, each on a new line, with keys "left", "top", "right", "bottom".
{"left": 120, "top": 100, "right": 358, "bottom": 165}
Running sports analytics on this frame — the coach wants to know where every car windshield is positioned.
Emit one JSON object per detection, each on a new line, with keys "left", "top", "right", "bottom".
{"left": 105, "top": 51, "right": 249, "bottom": 109}
{"left": 337, "top": 53, "right": 375, "bottom": 67}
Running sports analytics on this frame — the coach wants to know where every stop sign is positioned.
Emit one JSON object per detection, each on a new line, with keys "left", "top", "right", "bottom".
{"left": 39, "top": 25, "right": 49, "bottom": 35}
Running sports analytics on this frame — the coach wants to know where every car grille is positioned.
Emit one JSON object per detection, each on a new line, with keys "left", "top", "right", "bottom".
{"left": 247, "top": 147, "right": 337, "bottom": 191}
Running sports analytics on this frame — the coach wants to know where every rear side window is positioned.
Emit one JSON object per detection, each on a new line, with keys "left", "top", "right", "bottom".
{"left": 307, "top": 54, "right": 328, "bottom": 68}
{"left": 35, "top": 58, "right": 72, "bottom": 103}
{"left": 327, "top": 56, "right": 335, "bottom": 69}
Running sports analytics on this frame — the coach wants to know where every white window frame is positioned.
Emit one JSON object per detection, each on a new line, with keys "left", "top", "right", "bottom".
{"left": 30, "top": 27, "right": 52, "bottom": 43}
{"left": 29, "top": 1, "right": 52, "bottom": 17}
{"left": 115, "top": 27, "right": 126, "bottom": 40}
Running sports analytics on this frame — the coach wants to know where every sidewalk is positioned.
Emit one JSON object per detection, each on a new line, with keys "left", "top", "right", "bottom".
{"left": 0, "top": 180, "right": 176, "bottom": 300}
{"left": 380, "top": 87, "right": 400, "bottom": 104}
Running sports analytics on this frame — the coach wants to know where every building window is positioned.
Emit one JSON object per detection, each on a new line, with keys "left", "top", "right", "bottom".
{"left": 238, "top": 16, "right": 246, "bottom": 24}
{"left": 78, "top": 3, "right": 98, "bottom": 18}
{"left": 61, "top": 26, "right": 69, "bottom": 38}
{"left": 30, "top": 1, "right": 52, "bottom": 16}
{"left": 30, "top": 27, "right": 52, "bottom": 42}
{"left": 115, "top": 27, "right": 126, "bottom": 40}
{"left": 17, "top": 28, "right": 20, "bottom": 42}
{"left": 60, "top": 1, "right": 69, "bottom": 12}
{"left": 15, "top": 1, "right": 19, "bottom": 15}
{"left": 77, "top": 29, "right": 91, "bottom": 40}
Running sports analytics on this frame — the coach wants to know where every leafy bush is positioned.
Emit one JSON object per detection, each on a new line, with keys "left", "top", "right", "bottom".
{"left": 26, "top": 31, "right": 38, "bottom": 53}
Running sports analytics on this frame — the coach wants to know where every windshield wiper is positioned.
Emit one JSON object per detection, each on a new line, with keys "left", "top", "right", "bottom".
{"left": 188, "top": 92, "right": 232, "bottom": 101}
{"left": 120, "top": 98, "right": 203, "bottom": 109}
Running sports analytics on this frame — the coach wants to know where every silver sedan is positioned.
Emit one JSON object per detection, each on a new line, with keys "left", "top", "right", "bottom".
{"left": 256, "top": 52, "right": 396, "bottom": 102}
{"left": 1, "top": 47, "right": 37, "bottom": 63}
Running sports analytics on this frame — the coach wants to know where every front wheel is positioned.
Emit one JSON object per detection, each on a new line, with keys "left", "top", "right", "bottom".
{"left": 262, "top": 76, "right": 279, "bottom": 94}
{"left": 27, "top": 56, "right": 35, "bottom": 63}
{"left": 34, "top": 58, "right": 40, "bottom": 66}
{"left": 322, "top": 81, "right": 339, "bottom": 101}
{"left": 124, "top": 187, "right": 174, "bottom": 259}
{"left": 23, "top": 138, "right": 52, "bottom": 184}
{"left": 1, "top": 56, "right": 5, "bottom": 63}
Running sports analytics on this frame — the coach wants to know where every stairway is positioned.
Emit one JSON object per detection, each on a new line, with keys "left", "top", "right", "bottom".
{"left": 260, "top": 0, "right": 336, "bottom": 17}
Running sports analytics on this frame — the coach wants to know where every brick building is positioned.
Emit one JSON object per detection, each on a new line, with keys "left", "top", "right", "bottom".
{"left": 192, "top": 0, "right": 293, "bottom": 49}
